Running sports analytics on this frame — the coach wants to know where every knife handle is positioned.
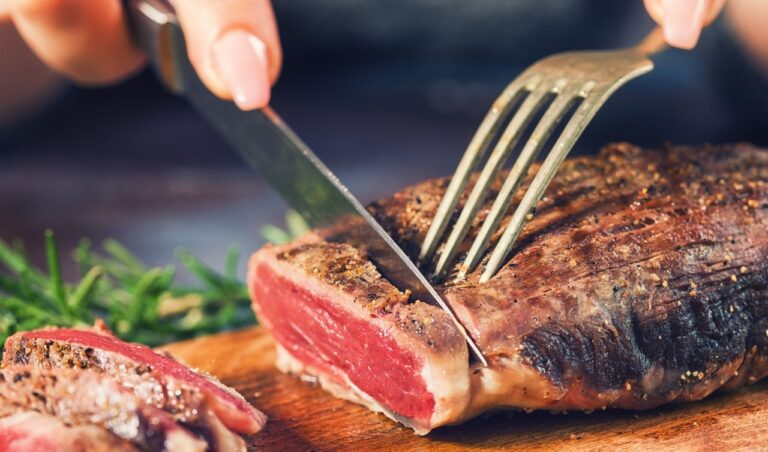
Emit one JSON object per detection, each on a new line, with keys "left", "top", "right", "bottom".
{"left": 123, "top": 0, "right": 186, "bottom": 93}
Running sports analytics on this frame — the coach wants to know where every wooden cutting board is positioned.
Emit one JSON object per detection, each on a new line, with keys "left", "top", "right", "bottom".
{"left": 162, "top": 327, "right": 768, "bottom": 451}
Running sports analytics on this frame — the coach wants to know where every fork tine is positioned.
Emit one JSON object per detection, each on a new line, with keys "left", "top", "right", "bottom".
{"left": 458, "top": 84, "right": 585, "bottom": 278}
{"left": 418, "top": 76, "right": 540, "bottom": 264}
{"left": 431, "top": 84, "right": 555, "bottom": 278}
{"left": 479, "top": 84, "right": 602, "bottom": 283}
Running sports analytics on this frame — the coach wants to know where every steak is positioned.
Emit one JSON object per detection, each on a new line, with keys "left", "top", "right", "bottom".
{"left": 248, "top": 143, "right": 768, "bottom": 434}
{"left": 0, "top": 411, "right": 138, "bottom": 452}
{"left": 2, "top": 327, "right": 266, "bottom": 436}
{"left": 0, "top": 366, "right": 207, "bottom": 451}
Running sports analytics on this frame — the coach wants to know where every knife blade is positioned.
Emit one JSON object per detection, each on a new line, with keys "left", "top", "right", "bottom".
{"left": 124, "top": 0, "right": 487, "bottom": 366}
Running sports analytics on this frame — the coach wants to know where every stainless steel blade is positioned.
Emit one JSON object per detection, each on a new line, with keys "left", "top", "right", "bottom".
{"left": 125, "top": 0, "right": 487, "bottom": 365}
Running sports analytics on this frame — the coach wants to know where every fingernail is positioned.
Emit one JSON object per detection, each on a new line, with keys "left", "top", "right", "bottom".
{"left": 661, "top": 0, "right": 709, "bottom": 49}
{"left": 212, "top": 29, "right": 270, "bottom": 110}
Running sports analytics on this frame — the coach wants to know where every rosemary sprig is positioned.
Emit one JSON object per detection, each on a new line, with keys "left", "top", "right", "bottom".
{"left": 0, "top": 210, "right": 308, "bottom": 351}
{"left": 260, "top": 210, "right": 309, "bottom": 245}
{"left": 0, "top": 232, "right": 255, "bottom": 349}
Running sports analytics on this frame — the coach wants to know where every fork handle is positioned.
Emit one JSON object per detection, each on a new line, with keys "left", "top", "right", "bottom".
{"left": 636, "top": 26, "right": 667, "bottom": 56}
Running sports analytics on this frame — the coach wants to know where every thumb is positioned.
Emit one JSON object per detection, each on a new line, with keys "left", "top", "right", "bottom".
{"left": 644, "top": 0, "right": 727, "bottom": 49}
{"left": 174, "top": 0, "right": 282, "bottom": 111}
{"left": 7, "top": 0, "right": 145, "bottom": 84}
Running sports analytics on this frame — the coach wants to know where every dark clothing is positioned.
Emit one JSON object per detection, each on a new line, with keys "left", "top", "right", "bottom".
{"left": 2, "top": 1, "right": 767, "bottom": 159}
{"left": 272, "top": 1, "right": 768, "bottom": 146}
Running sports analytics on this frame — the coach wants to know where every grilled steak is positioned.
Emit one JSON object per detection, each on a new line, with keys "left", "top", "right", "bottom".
{"left": 0, "top": 366, "right": 207, "bottom": 451}
{"left": 3, "top": 327, "right": 266, "bottom": 436}
{"left": 249, "top": 143, "right": 768, "bottom": 433}
{"left": 0, "top": 411, "right": 138, "bottom": 452}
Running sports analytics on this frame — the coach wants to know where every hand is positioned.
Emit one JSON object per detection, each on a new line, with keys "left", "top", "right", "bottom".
{"left": 728, "top": 0, "right": 768, "bottom": 72}
{"left": 0, "top": 0, "right": 282, "bottom": 110}
{"left": 644, "top": 0, "right": 727, "bottom": 49}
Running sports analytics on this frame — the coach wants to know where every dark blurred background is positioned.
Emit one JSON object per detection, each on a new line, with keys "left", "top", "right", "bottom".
{"left": 0, "top": 0, "right": 766, "bottom": 277}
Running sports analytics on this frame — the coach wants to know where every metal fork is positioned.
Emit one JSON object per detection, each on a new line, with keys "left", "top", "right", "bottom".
{"left": 420, "top": 28, "right": 667, "bottom": 283}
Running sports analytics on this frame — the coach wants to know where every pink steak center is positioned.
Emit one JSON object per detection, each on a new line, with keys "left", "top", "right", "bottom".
{"left": 254, "top": 263, "right": 435, "bottom": 423}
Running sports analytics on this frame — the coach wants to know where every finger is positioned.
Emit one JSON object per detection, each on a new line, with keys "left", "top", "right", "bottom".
{"left": 0, "top": 2, "right": 10, "bottom": 21}
{"left": 174, "top": 0, "right": 282, "bottom": 110}
{"left": 727, "top": 0, "right": 768, "bottom": 72}
{"left": 8, "top": 0, "right": 145, "bottom": 84}
{"left": 644, "top": 0, "right": 727, "bottom": 49}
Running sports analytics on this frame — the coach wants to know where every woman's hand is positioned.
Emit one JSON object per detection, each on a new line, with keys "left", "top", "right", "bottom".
{"left": 0, "top": 0, "right": 282, "bottom": 110}
{"left": 644, "top": 0, "right": 727, "bottom": 49}
{"left": 728, "top": 0, "right": 768, "bottom": 72}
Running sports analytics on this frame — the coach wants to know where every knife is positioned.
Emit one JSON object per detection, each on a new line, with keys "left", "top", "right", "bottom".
{"left": 124, "top": 0, "right": 487, "bottom": 366}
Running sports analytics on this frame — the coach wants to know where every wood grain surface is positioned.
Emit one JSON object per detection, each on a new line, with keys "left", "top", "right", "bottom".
{"left": 162, "top": 327, "right": 768, "bottom": 451}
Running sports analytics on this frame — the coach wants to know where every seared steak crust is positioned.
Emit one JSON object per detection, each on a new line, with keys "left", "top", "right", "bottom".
{"left": 2, "top": 327, "right": 260, "bottom": 450}
{"left": 5, "top": 335, "right": 208, "bottom": 425}
{"left": 3, "top": 328, "right": 265, "bottom": 436}
{"left": 275, "top": 242, "right": 411, "bottom": 311}
{"left": 258, "top": 143, "right": 768, "bottom": 430}
{"left": 0, "top": 366, "right": 206, "bottom": 451}
{"left": 365, "top": 142, "right": 768, "bottom": 409}
{"left": 272, "top": 240, "right": 466, "bottom": 356}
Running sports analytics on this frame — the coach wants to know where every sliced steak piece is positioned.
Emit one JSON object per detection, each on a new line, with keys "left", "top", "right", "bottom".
{"left": 250, "top": 240, "right": 469, "bottom": 433}
{"left": 0, "top": 366, "right": 206, "bottom": 451}
{"left": 249, "top": 143, "right": 768, "bottom": 433}
{"left": 2, "top": 327, "right": 266, "bottom": 436}
{"left": 0, "top": 411, "right": 138, "bottom": 452}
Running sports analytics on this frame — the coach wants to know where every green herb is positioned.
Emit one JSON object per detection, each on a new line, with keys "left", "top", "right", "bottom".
{"left": 0, "top": 232, "right": 255, "bottom": 349}
{"left": 260, "top": 210, "right": 309, "bottom": 245}
{"left": 0, "top": 210, "right": 308, "bottom": 351}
